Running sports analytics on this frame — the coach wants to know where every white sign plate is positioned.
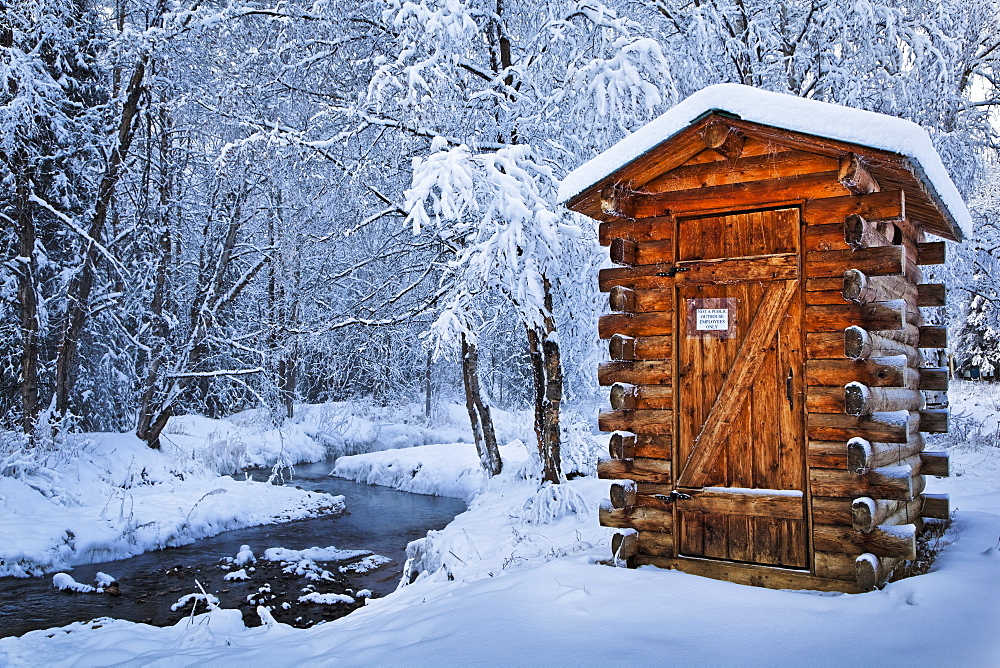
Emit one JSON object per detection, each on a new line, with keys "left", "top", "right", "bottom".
{"left": 696, "top": 308, "right": 729, "bottom": 331}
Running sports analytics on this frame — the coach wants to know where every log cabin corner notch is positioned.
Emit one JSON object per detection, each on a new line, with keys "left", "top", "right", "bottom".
{"left": 563, "top": 84, "right": 970, "bottom": 594}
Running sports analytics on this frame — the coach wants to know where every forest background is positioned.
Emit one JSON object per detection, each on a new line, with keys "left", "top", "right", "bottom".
{"left": 3, "top": 0, "right": 999, "bottom": 481}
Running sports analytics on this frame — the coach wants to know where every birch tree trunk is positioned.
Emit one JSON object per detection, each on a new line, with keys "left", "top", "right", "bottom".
{"left": 461, "top": 332, "right": 502, "bottom": 476}
{"left": 526, "top": 276, "right": 563, "bottom": 484}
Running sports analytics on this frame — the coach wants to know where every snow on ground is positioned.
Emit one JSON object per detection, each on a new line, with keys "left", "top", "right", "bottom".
{"left": 1, "top": 386, "right": 998, "bottom": 664}
{"left": 293, "top": 402, "right": 532, "bottom": 460}
{"left": 166, "top": 401, "right": 502, "bottom": 471}
{"left": 332, "top": 441, "right": 532, "bottom": 502}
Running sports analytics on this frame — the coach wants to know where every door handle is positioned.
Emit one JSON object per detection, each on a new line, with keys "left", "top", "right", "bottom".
{"left": 786, "top": 367, "right": 794, "bottom": 410}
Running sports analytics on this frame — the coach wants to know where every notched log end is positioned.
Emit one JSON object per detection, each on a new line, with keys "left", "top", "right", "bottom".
{"left": 842, "top": 268, "right": 868, "bottom": 303}
{"left": 855, "top": 552, "right": 895, "bottom": 591}
{"left": 844, "top": 382, "right": 869, "bottom": 417}
{"left": 844, "top": 215, "right": 867, "bottom": 250}
{"left": 919, "top": 409, "right": 949, "bottom": 435}
{"left": 609, "top": 479, "right": 638, "bottom": 509}
{"left": 609, "top": 334, "right": 636, "bottom": 361}
{"left": 610, "top": 382, "right": 637, "bottom": 410}
{"left": 601, "top": 184, "right": 637, "bottom": 220}
{"left": 844, "top": 325, "right": 870, "bottom": 360}
{"left": 612, "top": 530, "right": 639, "bottom": 564}
{"left": 609, "top": 431, "right": 636, "bottom": 460}
{"left": 852, "top": 497, "right": 877, "bottom": 534}
{"left": 838, "top": 153, "right": 879, "bottom": 195}
{"left": 609, "top": 238, "right": 639, "bottom": 267}
{"left": 702, "top": 120, "right": 746, "bottom": 160}
{"left": 609, "top": 285, "right": 636, "bottom": 311}
{"left": 920, "top": 450, "right": 950, "bottom": 477}
{"left": 846, "top": 436, "right": 873, "bottom": 475}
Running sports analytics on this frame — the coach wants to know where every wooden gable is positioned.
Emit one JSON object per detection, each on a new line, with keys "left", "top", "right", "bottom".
{"left": 565, "top": 112, "right": 964, "bottom": 243}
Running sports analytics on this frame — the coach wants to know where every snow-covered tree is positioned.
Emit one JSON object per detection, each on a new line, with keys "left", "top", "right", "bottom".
{"left": 360, "top": 0, "right": 675, "bottom": 482}
{"left": 648, "top": 0, "right": 999, "bottom": 190}
{"left": 949, "top": 158, "right": 1000, "bottom": 376}
{"left": 0, "top": 0, "right": 111, "bottom": 433}
{"left": 954, "top": 294, "right": 1000, "bottom": 377}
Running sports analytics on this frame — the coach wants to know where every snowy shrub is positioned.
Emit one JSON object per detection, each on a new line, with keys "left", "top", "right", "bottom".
{"left": 927, "top": 410, "right": 1000, "bottom": 451}
{"left": 517, "top": 483, "right": 591, "bottom": 525}
{"left": 306, "top": 402, "right": 411, "bottom": 458}
{"left": 171, "top": 591, "right": 220, "bottom": 612}
{"left": 1, "top": 412, "right": 93, "bottom": 478}
{"left": 507, "top": 439, "right": 542, "bottom": 481}
{"left": 200, "top": 431, "right": 250, "bottom": 476}
{"left": 229, "top": 407, "right": 279, "bottom": 431}
{"left": 559, "top": 411, "right": 603, "bottom": 478}
{"left": 492, "top": 409, "right": 536, "bottom": 450}
{"left": 0, "top": 433, "right": 43, "bottom": 482}
{"left": 180, "top": 488, "right": 229, "bottom": 530}
{"left": 0, "top": 430, "right": 83, "bottom": 505}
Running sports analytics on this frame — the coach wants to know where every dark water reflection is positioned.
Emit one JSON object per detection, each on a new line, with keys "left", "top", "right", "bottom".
{"left": 0, "top": 459, "right": 465, "bottom": 638}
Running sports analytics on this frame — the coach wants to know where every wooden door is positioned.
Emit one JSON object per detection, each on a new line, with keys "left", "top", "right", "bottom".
{"left": 673, "top": 208, "right": 807, "bottom": 568}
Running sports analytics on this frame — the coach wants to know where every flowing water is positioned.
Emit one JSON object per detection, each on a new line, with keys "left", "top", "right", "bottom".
{"left": 0, "top": 459, "right": 466, "bottom": 638}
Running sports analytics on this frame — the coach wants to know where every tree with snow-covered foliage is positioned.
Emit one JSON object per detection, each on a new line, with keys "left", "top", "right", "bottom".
{"left": 954, "top": 294, "right": 1000, "bottom": 378}
{"left": 648, "top": 0, "right": 999, "bottom": 189}
{"left": 0, "top": 0, "right": 110, "bottom": 433}
{"left": 364, "top": 0, "right": 675, "bottom": 483}
{"left": 407, "top": 141, "right": 567, "bottom": 478}
{"left": 950, "top": 160, "right": 1000, "bottom": 378}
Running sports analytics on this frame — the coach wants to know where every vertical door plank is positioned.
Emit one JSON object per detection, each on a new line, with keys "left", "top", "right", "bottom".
{"left": 728, "top": 515, "right": 754, "bottom": 562}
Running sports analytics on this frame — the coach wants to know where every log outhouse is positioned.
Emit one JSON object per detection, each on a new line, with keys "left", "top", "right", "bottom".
{"left": 560, "top": 84, "right": 968, "bottom": 593}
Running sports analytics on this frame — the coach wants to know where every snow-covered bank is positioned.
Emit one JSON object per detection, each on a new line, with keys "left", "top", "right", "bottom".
{"left": 167, "top": 401, "right": 503, "bottom": 471}
{"left": 0, "top": 401, "right": 496, "bottom": 578}
{"left": 291, "top": 402, "right": 496, "bottom": 459}
{"left": 332, "top": 441, "right": 532, "bottom": 502}
{"left": 0, "top": 429, "right": 344, "bottom": 578}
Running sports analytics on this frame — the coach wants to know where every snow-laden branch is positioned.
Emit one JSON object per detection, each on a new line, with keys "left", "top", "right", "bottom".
{"left": 563, "top": 37, "right": 674, "bottom": 136}
{"left": 165, "top": 367, "right": 265, "bottom": 379}
{"left": 404, "top": 140, "right": 571, "bottom": 331}
{"left": 28, "top": 194, "right": 127, "bottom": 281}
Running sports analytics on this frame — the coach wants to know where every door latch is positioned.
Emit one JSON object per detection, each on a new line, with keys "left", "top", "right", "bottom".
{"left": 655, "top": 265, "right": 690, "bottom": 278}
{"left": 653, "top": 490, "right": 692, "bottom": 504}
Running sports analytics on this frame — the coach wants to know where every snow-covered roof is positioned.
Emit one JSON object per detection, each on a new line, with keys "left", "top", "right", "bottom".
{"left": 559, "top": 83, "right": 971, "bottom": 239}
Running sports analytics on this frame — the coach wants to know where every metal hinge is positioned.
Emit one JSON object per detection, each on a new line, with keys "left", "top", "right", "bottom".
{"left": 655, "top": 265, "right": 690, "bottom": 278}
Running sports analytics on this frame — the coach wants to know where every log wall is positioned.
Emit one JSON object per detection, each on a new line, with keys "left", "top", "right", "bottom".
{"left": 584, "top": 118, "right": 951, "bottom": 592}
{"left": 801, "top": 192, "right": 950, "bottom": 591}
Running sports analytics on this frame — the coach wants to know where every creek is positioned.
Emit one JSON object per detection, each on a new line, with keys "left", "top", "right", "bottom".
{"left": 0, "top": 458, "right": 466, "bottom": 638}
